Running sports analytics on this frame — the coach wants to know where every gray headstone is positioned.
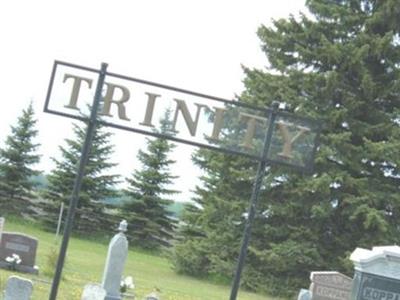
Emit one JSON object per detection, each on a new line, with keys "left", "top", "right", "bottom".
{"left": 101, "top": 220, "right": 128, "bottom": 300}
{"left": 350, "top": 246, "right": 400, "bottom": 300}
{"left": 81, "top": 284, "right": 106, "bottom": 300}
{"left": 309, "top": 271, "right": 352, "bottom": 300}
{"left": 4, "top": 276, "right": 33, "bottom": 300}
{"left": 298, "top": 289, "right": 312, "bottom": 300}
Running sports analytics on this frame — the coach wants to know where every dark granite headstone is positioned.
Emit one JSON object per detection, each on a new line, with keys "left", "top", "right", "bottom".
{"left": 351, "top": 271, "right": 400, "bottom": 300}
{"left": 350, "top": 246, "right": 400, "bottom": 300}
{"left": 0, "top": 232, "right": 38, "bottom": 274}
{"left": 310, "top": 271, "right": 352, "bottom": 300}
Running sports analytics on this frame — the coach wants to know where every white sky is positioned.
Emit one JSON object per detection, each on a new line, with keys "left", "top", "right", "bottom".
{"left": 0, "top": 0, "right": 305, "bottom": 202}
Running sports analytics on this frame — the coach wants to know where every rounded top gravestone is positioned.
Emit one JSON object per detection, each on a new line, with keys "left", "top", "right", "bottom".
{"left": 4, "top": 276, "right": 33, "bottom": 300}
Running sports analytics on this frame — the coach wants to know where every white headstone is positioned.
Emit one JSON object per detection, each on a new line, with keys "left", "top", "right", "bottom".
{"left": 4, "top": 276, "right": 33, "bottom": 300}
{"left": 101, "top": 220, "right": 128, "bottom": 300}
{"left": 350, "top": 245, "right": 400, "bottom": 279}
{"left": 81, "top": 284, "right": 106, "bottom": 300}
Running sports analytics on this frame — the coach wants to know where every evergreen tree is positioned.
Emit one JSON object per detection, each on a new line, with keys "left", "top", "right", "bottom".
{"left": 123, "top": 110, "right": 179, "bottom": 249}
{"left": 43, "top": 119, "right": 120, "bottom": 233}
{"left": 174, "top": 0, "right": 400, "bottom": 296}
{"left": 0, "top": 103, "right": 40, "bottom": 205}
{"left": 174, "top": 150, "right": 256, "bottom": 279}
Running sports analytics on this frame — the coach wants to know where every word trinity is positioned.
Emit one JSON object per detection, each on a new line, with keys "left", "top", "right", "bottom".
{"left": 45, "top": 61, "right": 319, "bottom": 169}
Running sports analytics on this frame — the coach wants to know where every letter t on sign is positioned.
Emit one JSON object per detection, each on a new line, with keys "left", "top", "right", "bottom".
{"left": 239, "top": 113, "right": 267, "bottom": 149}
{"left": 63, "top": 74, "right": 93, "bottom": 110}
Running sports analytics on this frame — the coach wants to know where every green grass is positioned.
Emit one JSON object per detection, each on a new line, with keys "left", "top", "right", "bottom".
{"left": 0, "top": 217, "right": 275, "bottom": 300}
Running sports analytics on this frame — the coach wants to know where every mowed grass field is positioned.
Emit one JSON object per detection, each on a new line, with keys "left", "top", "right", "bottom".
{"left": 0, "top": 218, "right": 274, "bottom": 300}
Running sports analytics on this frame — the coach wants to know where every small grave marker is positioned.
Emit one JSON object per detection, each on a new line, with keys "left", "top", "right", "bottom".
{"left": 81, "top": 283, "right": 106, "bottom": 300}
{"left": 310, "top": 271, "right": 352, "bottom": 300}
{"left": 4, "top": 275, "right": 33, "bottom": 300}
{"left": 298, "top": 288, "right": 312, "bottom": 300}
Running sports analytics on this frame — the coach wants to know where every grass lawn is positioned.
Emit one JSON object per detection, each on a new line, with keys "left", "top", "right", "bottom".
{"left": 0, "top": 217, "right": 274, "bottom": 300}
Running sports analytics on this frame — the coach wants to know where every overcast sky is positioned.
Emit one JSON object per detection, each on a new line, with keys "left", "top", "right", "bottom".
{"left": 0, "top": 0, "right": 305, "bottom": 202}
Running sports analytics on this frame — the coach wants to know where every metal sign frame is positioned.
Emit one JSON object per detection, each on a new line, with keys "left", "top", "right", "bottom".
{"left": 45, "top": 60, "right": 320, "bottom": 172}
{"left": 44, "top": 61, "right": 321, "bottom": 300}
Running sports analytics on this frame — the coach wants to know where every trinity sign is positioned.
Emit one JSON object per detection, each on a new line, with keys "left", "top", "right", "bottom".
{"left": 45, "top": 61, "right": 319, "bottom": 170}
{"left": 44, "top": 60, "right": 320, "bottom": 300}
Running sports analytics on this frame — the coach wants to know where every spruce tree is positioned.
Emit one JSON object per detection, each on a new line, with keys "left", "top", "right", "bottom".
{"left": 0, "top": 103, "right": 40, "bottom": 206}
{"left": 175, "top": 0, "right": 400, "bottom": 296}
{"left": 174, "top": 150, "right": 256, "bottom": 278}
{"left": 43, "top": 120, "right": 120, "bottom": 233}
{"left": 123, "top": 110, "right": 179, "bottom": 249}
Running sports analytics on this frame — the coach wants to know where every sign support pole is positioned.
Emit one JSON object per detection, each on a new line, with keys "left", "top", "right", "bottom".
{"left": 48, "top": 62, "right": 108, "bottom": 300}
{"left": 229, "top": 102, "right": 279, "bottom": 300}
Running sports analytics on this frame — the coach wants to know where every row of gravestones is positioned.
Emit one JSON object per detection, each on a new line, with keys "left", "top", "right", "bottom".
{"left": 298, "top": 245, "right": 400, "bottom": 300}
{"left": 4, "top": 214, "right": 400, "bottom": 300}
{"left": 0, "top": 217, "right": 159, "bottom": 300}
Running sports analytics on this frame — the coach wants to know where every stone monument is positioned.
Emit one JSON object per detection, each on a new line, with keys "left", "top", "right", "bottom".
{"left": 4, "top": 275, "right": 33, "bottom": 300}
{"left": 0, "top": 232, "right": 38, "bottom": 274}
{"left": 350, "top": 245, "right": 400, "bottom": 300}
{"left": 81, "top": 283, "right": 106, "bottom": 300}
{"left": 310, "top": 271, "right": 353, "bottom": 300}
{"left": 101, "top": 220, "right": 128, "bottom": 300}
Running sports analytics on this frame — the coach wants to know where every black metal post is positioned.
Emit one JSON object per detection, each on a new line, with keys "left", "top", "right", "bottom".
{"left": 48, "top": 62, "right": 108, "bottom": 300}
{"left": 229, "top": 102, "right": 279, "bottom": 300}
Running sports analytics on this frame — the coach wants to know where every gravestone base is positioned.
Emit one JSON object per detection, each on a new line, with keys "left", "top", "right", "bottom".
{"left": 0, "top": 261, "right": 39, "bottom": 274}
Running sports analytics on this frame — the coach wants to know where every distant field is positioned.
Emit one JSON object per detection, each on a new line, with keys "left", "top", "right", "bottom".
{"left": 0, "top": 217, "right": 273, "bottom": 300}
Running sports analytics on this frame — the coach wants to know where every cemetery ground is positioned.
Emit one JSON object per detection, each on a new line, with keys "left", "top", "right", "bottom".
{"left": 0, "top": 216, "right": 274, "bottom": 300}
